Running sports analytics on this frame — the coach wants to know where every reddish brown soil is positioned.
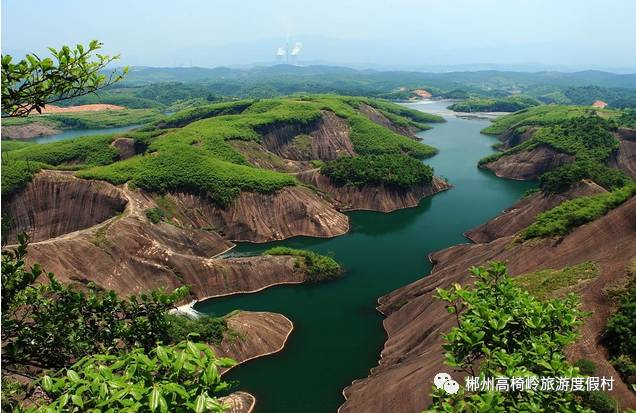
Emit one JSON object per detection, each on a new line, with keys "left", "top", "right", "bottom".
{"left": 2, "top": 122, "right": 62, "bottom": 139}
{"left": 297, "top": 169, "right": 451, "bottom": 212}
{"left": 413, "top": 89, "right": 432, "bottom": 99}
{"left": 260, "top": 111, "right": 355, "bottom": 161}
{"left": 214, "top": 311, "right": 293, "bottom": 374}
{"left": 40, "top": 104, "right": 125, "bottom": 113}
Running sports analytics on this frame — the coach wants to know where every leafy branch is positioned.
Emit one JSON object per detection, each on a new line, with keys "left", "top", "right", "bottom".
{"left": 1, "top": 40, "right": 127, "bottom": 117}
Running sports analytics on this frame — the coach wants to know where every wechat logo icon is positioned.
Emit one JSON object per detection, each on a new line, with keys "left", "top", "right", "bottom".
{"left": 434, "top": 372, "right": 460, "bottom": 394}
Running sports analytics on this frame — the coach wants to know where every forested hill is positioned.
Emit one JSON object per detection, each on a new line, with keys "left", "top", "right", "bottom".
{"left": 121, "top": 66, "right": 636, "bottom": 89}
{"left": 55, "top": 65, "right": 636, "bottom": 111}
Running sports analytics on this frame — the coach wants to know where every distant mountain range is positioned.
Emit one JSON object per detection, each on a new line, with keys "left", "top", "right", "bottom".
{"left": 119, "top": 65, "right": 636, "bottom": 89}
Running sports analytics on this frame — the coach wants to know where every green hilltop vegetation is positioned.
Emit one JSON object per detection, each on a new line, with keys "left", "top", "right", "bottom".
{"left": 519, "top": 183, "right": 636, "bottom": 240}
{"left": 479, "top": 107, "right": 634, "bottom": 193}
{"left": 448, "top": 95, "right": 540, "bottom": 113}
{"left": 57, "top": 66, "right": 636, "bottom": 111}
{"left": 1, "top": 108, "right": 162, "bottom": 130}
{"left": 1, "top": 95, "right": 442, "bottom": 204}
{"left": 321, "top": 154, "right": 433, "bottom": 188}
{"left": 478, "top": 104, "right": 636, "bottom": 241}
{"left": 263, "top": 247, "right": 342, "bottom": 281}
{"left": 480, "top": 105, "right": 618, "bottom": 136}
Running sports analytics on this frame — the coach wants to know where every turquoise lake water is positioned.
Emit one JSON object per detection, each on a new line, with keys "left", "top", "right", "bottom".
{"left": 195, "top": 101, "right": 535, "bottom": 413}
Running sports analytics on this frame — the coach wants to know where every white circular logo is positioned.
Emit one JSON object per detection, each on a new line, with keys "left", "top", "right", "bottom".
{"left": 434, "top": 373, "right": 452, "bottom": 389}
{"left": 434, "top": 372, "right": 460, "bottom": 394}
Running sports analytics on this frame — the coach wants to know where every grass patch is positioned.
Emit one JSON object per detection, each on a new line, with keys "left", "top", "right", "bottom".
{"left": 145, "top": 196, "right": 178, "bottom": 224}
{"left": 481, "top": 105, "right": 619, "bottom": 136}
{"left": 519, "top": 184, "right": 635, "bottom": 240}
{"left": 1, "top": 141, "right": 36, "bottom": 152}
{"left": 263, "top": 247, "right": 342, "bottom": 281}
{"left": 347, "top": 115, "right": 437, "bottom": 158}
{"left": 2, "top": 134, "right": 120, "bottom": 166}
{"left": 515, "top": 261, "right": 599, "bottom": 299}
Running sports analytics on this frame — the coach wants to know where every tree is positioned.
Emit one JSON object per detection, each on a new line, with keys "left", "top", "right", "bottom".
{"left": 1, "top": 40, "right": 127, "bottom": 117}
{"left": 425, "top": 262, "right": 592, "bottom": 412}
{"left": 1, "top": 235, "right": 237, "bottom": 411}
{"left": 1, "top": 234, "right": 193, "bottom": 370}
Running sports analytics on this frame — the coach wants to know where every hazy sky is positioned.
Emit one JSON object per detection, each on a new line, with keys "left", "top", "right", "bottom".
{"left": 2, "top": 0, "right": 636, "bottom": 71}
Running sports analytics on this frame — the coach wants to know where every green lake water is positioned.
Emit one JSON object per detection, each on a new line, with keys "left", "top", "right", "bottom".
{"left": 195, "top": 101, "right": 535, "bottom": 413}
{"left": 30, "top": 124, "right": 139, "bottom": 144}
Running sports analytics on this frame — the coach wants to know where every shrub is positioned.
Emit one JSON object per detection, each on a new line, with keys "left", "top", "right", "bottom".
{"left": 610, "top": 355, "right": 636, "bottom": 383}
{"left": 321, "top": 154, "right": 434, "bottom": 188}
{"left": 347, "top": 114, "right": 438, "bottom": 158}
{"left": 515, "top": 262, "right": 599, "bottom": 300}
{"left": 3, "top": 134, "right": 120, "bottom": 167}
{"left": 1, "top": 108, "right": 162, "bottom": 130}
{"left": 539, "top": 161, "right": 629, "bottom": 193}
{"left": 0, "top": 235, "right": 218, "bottom": 370}
{"left": 427, "top": 262, "right": 590, "bottom": 412}
{"left": 145, "top": 207, "right": 165, "bottom": 224}
{"left": 574, "top": 359, "right": 597, "bottom": 376}
{"left": 579, "top": 391, "right": 617, "bottom": 413}
{"left": 480, "top": 105, "right": 617, "bottom": 136}
{"left": 156, "top": 100, "right": 254, "bottom": 129}
{"left": 30, "top": 341, "right": 235, "bottom": 413}
{"left": 604, "top": 280, "right": 636, "bottom": 359}
{"left": 8, "top": 96, "right": 442, "bottom": 204}
{"left": 165, "top": 314, "right": 228, "bottom": 345}
{"left": 263, "top": 247, "right": 342, "bottom": 281}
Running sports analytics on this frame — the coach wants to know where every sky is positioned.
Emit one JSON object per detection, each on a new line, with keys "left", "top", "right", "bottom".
{"left": 2, "top": 0, "right": 636, "bottom": 72}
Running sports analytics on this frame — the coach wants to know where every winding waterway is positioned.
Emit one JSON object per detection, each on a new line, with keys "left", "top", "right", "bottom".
{"left": 195, "top": 101, "right": 535, "bottom": 413}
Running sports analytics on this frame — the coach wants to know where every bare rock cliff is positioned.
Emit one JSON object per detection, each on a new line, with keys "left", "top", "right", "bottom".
{"left": 609, "top": 128, "right": 636, "bottom": 178}
{"left": 260, "top": 111, "right": 355, "bottom": 161}
{"left": 297, "top": 170, "right": 451, "bottom": 212}
{"left": 358, "top": 103, "right": 419, "bottom": 139}
{"left": 169, "top": 186, "right": 349, "bottom": 242}
{"left": 213, "top": 311, "right": 293, "bottom": 413}
{"left": 465, "top": 180, "right": 607, "bottom": 243}
{"left": 497, "top": 126, "right": 538, "bottom": 150}
{"left": 2, "top": 122, "right": 61, "bottom": 139}
{"left": 482, "top": 144, "right": 575, "bottom": 180}
{"left": 4, "top": 171, "right": 127, "bottom": 243}
{"left": 3, "top": 171, "right": 335, "bottom": 300}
